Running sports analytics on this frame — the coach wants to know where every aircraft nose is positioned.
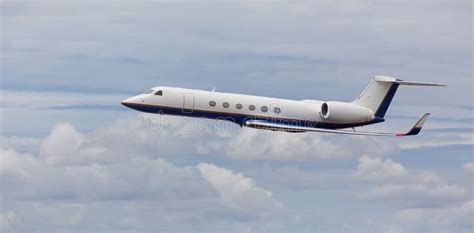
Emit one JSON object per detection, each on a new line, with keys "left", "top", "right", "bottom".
{"left": 121, "top": 94, "right": 148, "bottom": 112}
{"left": 121, "top": 96, "right": 142, "bottom": 108}
{"left": 121, "top": 98, "right": 133, "bottom": 108}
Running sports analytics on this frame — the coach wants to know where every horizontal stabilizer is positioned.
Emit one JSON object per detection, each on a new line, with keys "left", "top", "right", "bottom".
{"left": 353, "top": 76, "right": 445, "bottom": 118}
{"left": 374, "top": 76, "right": 446, "bottom": 86}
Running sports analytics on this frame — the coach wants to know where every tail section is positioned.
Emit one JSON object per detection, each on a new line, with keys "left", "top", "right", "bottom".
{"left": 352, "top": 76, "right": 399, "bottom": 118}
{"left": 353, "top": 76, "right": 445, "bottom": 118}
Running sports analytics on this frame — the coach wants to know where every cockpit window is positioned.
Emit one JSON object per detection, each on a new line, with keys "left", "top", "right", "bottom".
{"left": 155, "top": 90, "right": 163, "bottom": 96}
{"left": 145, "top": 89, "right": 154, "bottom": 94}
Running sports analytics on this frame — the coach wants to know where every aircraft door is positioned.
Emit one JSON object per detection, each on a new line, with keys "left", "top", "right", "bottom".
{"left": 182, "top": 93, "right": 194, "bottom": 113}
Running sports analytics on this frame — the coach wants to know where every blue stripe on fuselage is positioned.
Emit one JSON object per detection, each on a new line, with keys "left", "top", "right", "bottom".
{"left": 122, "top": 102, "right": 384, "bottom": 129}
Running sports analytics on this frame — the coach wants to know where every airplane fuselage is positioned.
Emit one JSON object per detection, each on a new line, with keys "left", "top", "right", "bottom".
{"left": 121, "top": 86, "right": 381, "bottom": 130}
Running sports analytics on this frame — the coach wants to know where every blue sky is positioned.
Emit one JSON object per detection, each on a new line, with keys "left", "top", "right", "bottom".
{"left": 1, "top": 1, "right": 473, "bottom": 232}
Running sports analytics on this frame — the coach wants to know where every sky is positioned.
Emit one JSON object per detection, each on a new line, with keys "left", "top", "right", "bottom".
{"left": 0, "top": 0, "right": 473, "bottom": 232}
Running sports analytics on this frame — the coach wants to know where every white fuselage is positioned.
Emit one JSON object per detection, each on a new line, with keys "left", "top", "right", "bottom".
{"left": 121, "top": 86, "right": 378, "bottom": 131}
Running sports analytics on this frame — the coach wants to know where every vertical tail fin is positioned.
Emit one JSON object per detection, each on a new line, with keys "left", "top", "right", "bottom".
{"left": 353, "top": 76, "right": 446, "bottom": 119}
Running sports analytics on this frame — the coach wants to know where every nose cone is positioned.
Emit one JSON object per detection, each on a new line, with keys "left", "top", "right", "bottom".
{"left": 122, "top": 98, "right": 133, "bottom": 108}
{"left": 121, "top": 97, "right": 134, "bottom": 108}
{"left": 121, "top": 95, "right": 143, "bottom": 109}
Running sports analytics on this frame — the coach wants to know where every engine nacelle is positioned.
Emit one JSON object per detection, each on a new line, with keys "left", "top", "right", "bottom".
{"left": 320, "top": 101, "right": 374, "bottom": 123}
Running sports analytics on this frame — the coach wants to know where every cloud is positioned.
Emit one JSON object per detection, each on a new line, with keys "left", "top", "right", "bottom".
{"left": 355, "top": 156, "right": 466, "bottom": 207}
{"left": 0, "top": 147, "right": 38, "bottom": 179}
{"left": 1, "top": 115, "right": 472, "bottom": 232}
{"left": 197, "top": 163, "right": 280, "bottom": 214}
{"left": 0, "top": 119, "right": 281, "bottom": 232}
{"left": 351, "top": 156, "right": 472, "bottom": 231}
{"left": 398, "top": 132, "right": 474, "bottom": 150}
{"left": 0, "top": 135, "right": 40, "bottom": 153}
{"left": 1, "top": 149, "right": 279, "bottom": 231}
{"left": 259, "top": 165, "right": 348, "bottom": 191}
{"left": 356, "top": 155, "right": 405, "bottom": 180}
{"left": 463, "top": 162, "right": 474, "bottom": 174}
{"left": 40, "top": 123, "right": 85, "bottom": 164}
{"left": 391, "top": 200, "right": 474, "bottom": 233}
{"left": 35, "top": 115, "right": 209, "bottom": 165}
{"left": 361, "top": 184, "right": 465, "bottom": 204}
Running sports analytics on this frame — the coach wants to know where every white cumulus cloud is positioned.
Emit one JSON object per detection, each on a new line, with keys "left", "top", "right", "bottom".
{"left": 0, "top": 119, "right": 281, "bottom": 232}
{"left": 355, "top": 159, "right": 466, "bottom": 207}
{"left": 356, "top": 155, "right": 406, "bottom": 180}
{"left": 197, "top": 163, "right": 280, "bottom": 213}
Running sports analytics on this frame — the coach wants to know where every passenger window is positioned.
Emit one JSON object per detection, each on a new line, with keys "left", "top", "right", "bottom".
{"left": 273, "top": 107, "right": 281, "bottom": 114}
{"left": 249, "top": 105, "right": 255, "bottom": 111}
{"left": 155, "top": 90, "right": 163, "bottom": 96}
{"left": 261, "top": 106, "right": 268, "bottom": 112}
{"left": 209, "top": 101, "right": 216, "bottom": 107}
{"left": 236, "top": 103, "right": 243, "bottom": 109}
{"left": 222, "top": 102, "right": 230, "bottom": 108}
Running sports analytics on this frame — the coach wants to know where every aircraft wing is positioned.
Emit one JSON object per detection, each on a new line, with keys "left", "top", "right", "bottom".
{"left": 244, "top": 113, "right": 430, "bottom": 137}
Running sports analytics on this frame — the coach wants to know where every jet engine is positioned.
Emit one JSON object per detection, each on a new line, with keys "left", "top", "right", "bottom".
{"left": 320, "top": 101, "right": 374, "bottom": 123}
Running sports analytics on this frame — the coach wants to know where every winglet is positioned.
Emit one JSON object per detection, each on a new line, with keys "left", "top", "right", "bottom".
{"left": 396, "top": 113, "right": 430, "bottom": 137}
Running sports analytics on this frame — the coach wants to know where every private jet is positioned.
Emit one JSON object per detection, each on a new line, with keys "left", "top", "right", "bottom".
{"left": 121, "top": 76, "right": 445, "bottom": 136}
